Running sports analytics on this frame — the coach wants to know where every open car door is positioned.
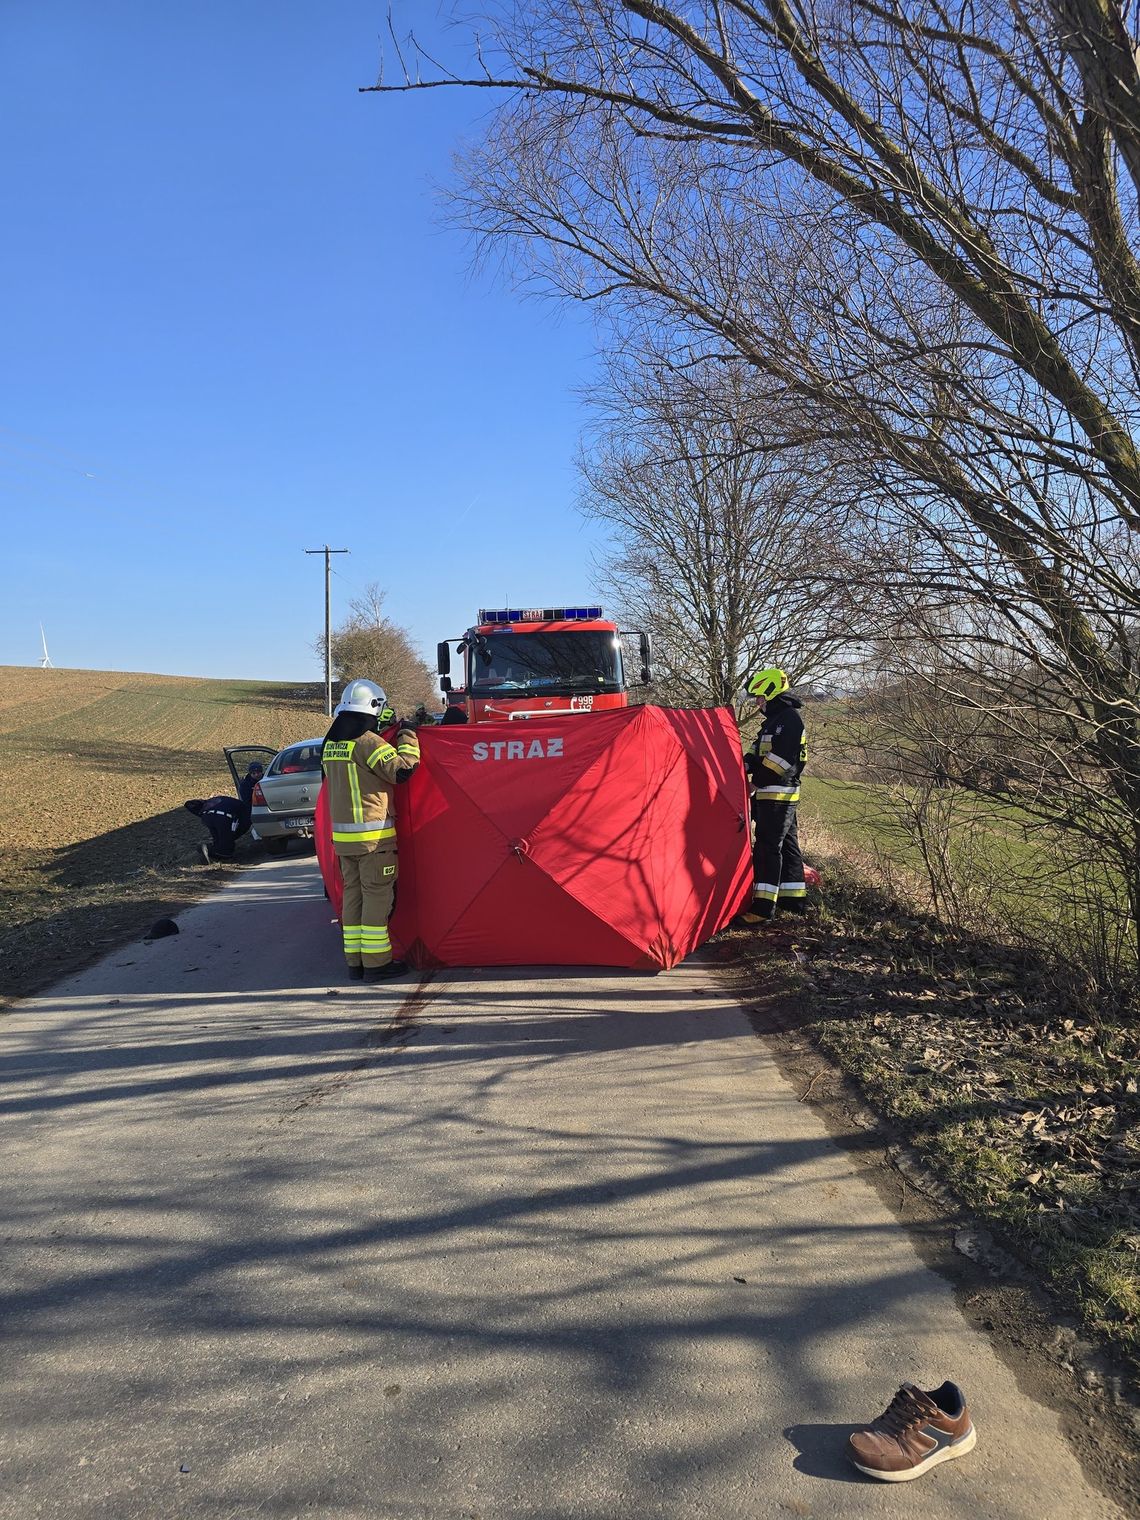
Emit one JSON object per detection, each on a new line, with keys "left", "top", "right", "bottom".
{"left": 224, "top": 745, "right": 278, "bottom": 792}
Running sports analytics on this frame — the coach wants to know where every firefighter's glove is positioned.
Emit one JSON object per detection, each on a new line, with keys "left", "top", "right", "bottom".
{"left": 396, "top": 716, "right": 418, "bottom": 735}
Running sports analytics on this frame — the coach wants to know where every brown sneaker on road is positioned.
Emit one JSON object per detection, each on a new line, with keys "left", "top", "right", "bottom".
{"left": 849, "top": 1381, "right": 976, "bottom": 1482}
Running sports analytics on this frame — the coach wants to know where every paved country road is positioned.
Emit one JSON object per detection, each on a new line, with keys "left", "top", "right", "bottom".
{"left": 0, "top": 859, "right": 1126, "bottom": 1519}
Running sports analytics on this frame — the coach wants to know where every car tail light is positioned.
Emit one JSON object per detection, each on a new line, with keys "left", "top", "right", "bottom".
{"left": 252, "top": 782, "right": 266, "bottom": 805}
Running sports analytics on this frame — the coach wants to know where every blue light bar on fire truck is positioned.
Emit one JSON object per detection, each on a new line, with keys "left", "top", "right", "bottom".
{"left": 478, "top": 606, "right": 604, "bottom": 624}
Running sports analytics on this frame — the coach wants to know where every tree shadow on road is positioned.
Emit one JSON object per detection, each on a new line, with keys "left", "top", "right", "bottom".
{"left": 0, "top": 1099, "right": 973, "bottom": 1513}
{"left": 0, "top": 965, "right": 832, "bottom": 1120}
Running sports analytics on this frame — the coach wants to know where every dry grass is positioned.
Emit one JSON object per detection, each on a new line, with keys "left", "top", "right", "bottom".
{"left": 0, "top": 666, "right": 327, "bottom": 1003}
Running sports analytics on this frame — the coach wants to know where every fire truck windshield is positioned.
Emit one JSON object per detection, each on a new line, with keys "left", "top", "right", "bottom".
{"left": 469, "top": 631, "right": 623, "bottom": 695}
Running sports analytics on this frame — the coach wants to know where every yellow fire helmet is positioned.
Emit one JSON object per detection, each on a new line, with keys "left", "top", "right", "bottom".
{"left": 746, "top": 667, "right": 789, "bottom": 701}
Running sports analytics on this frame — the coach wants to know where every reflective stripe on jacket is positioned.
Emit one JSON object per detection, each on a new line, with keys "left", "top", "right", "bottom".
{"left": 322, "top": 728, "right": 420, "bottom": 856}
{"left": 747, "top": 696, "right": 807, "bottom": 804}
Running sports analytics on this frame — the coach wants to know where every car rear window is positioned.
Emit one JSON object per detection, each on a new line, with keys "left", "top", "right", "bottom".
{"left": 270, "top": 742, "right": 324, "bottom": 776}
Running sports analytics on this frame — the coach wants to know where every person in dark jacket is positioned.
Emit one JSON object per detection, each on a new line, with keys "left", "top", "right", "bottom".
{"left": 237, "top": 761, "right": 264, "bottom": 809}
{"left": 742, "top": 666, "right": 808, "bottom": 923}
{"left": 235, "top": 760, "right": 265, "bottom": 837}
{"left": 184, "top": 796, "right": 246, "bottom": 863}
{"left": 185, "top": 760, "right": 264, "bottom": 864}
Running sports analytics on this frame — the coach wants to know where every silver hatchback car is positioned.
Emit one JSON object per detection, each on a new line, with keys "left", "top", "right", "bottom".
{"left": 225, "top": 740, "right": 324, "bottom": 851}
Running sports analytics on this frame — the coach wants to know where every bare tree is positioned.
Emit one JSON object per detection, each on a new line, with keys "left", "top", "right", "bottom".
{"left": 367, "top": 1, "right": 1140, "bottom": 977}
{"left": 579, "top": 351, "right": 856, "bottom": 711}
{"left": 317, "top": 584, "right": 437, "bottom": 716}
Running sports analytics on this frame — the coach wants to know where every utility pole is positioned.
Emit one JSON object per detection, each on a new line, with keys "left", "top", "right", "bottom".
{"left": 305, "top": 545, "right": 349, "bottom": 716}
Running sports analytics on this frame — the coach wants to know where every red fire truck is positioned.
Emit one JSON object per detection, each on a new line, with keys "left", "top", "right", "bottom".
{"left": 436, "top": 605, "right": 652, "bottom": 722}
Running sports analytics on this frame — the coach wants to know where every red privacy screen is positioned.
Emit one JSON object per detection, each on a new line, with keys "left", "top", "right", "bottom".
{"left": 315, "top": 705, "right": 752, "bottom": 970}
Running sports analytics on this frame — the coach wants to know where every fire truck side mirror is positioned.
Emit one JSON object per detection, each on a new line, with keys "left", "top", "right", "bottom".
{"left": 436, "top": 641, "right": 451, "bottom": 678}
{"left": 639, "top": 632, "right": 653, "bottom": 685}
{"left": 440, "top": 676, "right": 453, "bottom": 693}
{"left": 621, "top": 628, "right": 653, "bottom": 686}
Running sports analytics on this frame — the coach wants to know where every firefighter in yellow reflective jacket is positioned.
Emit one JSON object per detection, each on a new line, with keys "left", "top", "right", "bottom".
{"left": 322, "top": 678, "right": 420, "bottom": 982}
{"left": 742, "top": 666, "right": 808, "bottom": 924}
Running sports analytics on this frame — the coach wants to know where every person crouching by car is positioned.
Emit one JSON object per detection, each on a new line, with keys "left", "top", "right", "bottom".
{"left": 185, "top": 762, "right": 262, "bottom": 864}
{"left": 184, "top": 796, "right": 247, "bottom": 864}
{"left": 322, "top": 678, "right": 420, "bottom": 983}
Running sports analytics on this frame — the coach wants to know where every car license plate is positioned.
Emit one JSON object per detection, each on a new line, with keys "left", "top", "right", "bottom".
{"left": 284, "top": 817, "right": 310, "bottom": 830}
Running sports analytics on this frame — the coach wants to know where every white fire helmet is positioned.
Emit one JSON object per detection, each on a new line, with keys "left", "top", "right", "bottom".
{"left": 336, "top": 678, "right": 388, "bottom": 716}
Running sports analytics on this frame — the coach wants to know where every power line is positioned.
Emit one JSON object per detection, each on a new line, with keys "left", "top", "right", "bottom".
{"left": 304, "top": 546, "right": 350, "bottom": 716}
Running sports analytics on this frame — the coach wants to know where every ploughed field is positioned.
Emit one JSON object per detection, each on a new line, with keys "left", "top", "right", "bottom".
{"left": 0, "top": 667, "right": 325, "bottom": 1004}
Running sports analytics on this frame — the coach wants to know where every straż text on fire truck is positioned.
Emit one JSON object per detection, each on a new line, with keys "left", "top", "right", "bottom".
{"left": 471, "top": 738, "right": 565, "bottom": 761}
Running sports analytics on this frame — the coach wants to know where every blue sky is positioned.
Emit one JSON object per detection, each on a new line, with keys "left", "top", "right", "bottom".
{"left": 0, "top": 3, "right": 607, "bottom": 682}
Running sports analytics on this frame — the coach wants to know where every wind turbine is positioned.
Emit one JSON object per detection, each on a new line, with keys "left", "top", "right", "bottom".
{"left": 39, "top": 625, "right": 54, "bottom": 670}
